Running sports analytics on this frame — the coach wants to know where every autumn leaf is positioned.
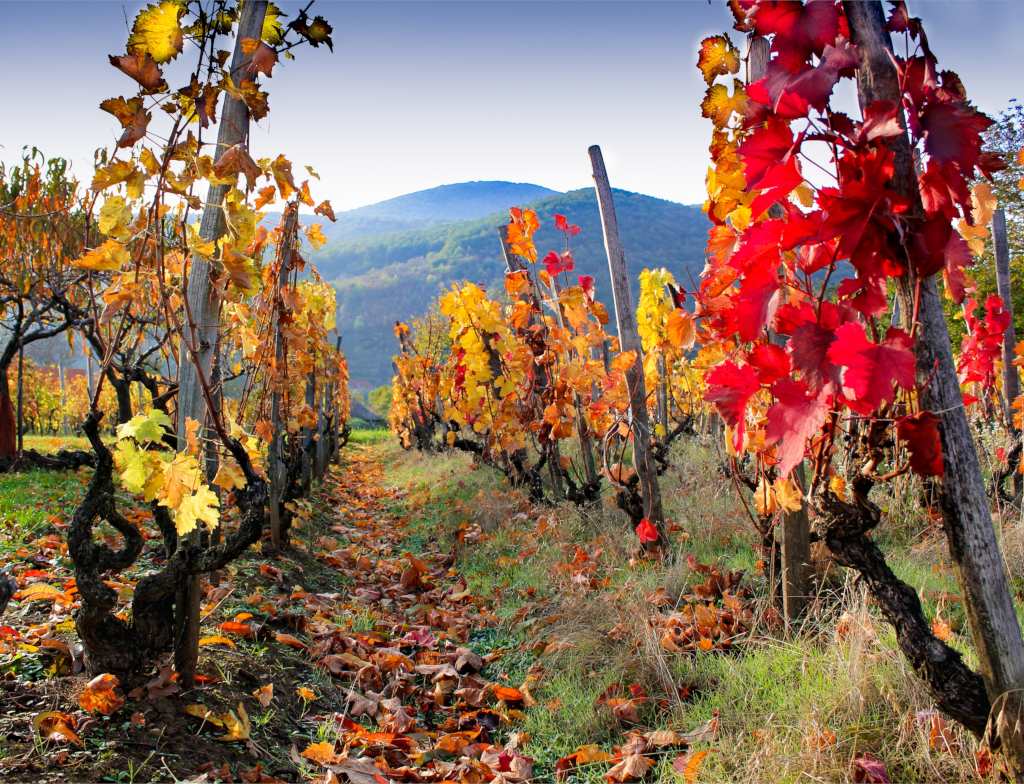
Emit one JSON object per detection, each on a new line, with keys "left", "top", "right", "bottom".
{"left": 214, "top": 143, "right": 262, "bottom": 192}
{"left": 315, "top": 200, "right": 336, "bottom": 222}
{"left": 301, "top": 741, "right": 338, "bottom": 766}
{"left": 765, "top": 378, "right": 828, "bottom": 478}
{"left": 34, "top": 711, "right": 82, "bottom": 746}
{"left": 605, "top": 753, "right": 654, "bottom": 782}
{"left": 852, "top": 753, "right": 891, "bottom": 784}
{"left": 240, "top": 38, "right": 277, "bottom": 78}
{"left": 128, "top": 1, "right": 184, "bottom": 63}
{"left": 99, "top": 96, "right": 151, "bottom": 147}
{"left": 72, "top": 239, "right": 130, "bottom": 272}
{"left": 252, "top": 684, "right": 273, "bottom": 708}
{"left": 174, "top": 484, "right": 220, "bottom": 536}
{"left": 109, "top": 53, "right": 167, "bottom": 93}
{"left": 14, "top": 582, "right": 65, "bottom": 602}
{"left": 706, "top": 360, "right": 760, "bottom": 450}
{"left": 896, "top": 411, "right": 944, "bottom": 477}
{"left": 217, "top": 703, "right": 251, "bottom": 742}
{"left": 98, "top": 195, "right": 133, "bottom": 239}
{"left": 306, "top": 223, "right": 327, "bottom": 250}
{"left": 296, "top": 686, "right": 317, "bottom": 702}
{"left": 697, "top": 34, "right": 739, "bottom": 84}
{"left": 673, "top": 750, "right": 710, "bottom": 783}
{"left": 79, "top": 673, "right": 125, "bottom": 716}
{"left": 635, "top": 518, "right": 660, "bottom": 544}
{"left": 827, "top": 324, "right": 916, "bottom": 415}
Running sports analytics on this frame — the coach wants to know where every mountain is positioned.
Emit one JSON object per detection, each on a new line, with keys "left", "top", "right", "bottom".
{"left": 270, "top": 181, "right": 560, "bottom": 247}
{"left": 317, "top": 184, "right": 710, "bottom": 389}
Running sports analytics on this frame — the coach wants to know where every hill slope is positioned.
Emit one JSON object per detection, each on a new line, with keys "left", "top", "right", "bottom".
{"left": 321, "top": 187, "right": 709, "bottom": 387}
{"left": 272, "top": 181, "right": 560, "bottom": 246}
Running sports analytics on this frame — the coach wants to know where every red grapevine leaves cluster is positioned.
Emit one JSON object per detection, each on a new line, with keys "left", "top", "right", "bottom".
{"left": 697, "top": 0, "right": 1007, "bottom": 499}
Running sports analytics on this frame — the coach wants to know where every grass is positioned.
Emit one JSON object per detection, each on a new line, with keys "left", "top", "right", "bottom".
{"left": 0, "top": 466, "right": 86, "bottom": 556}
{"left": 378, "top": 435, "right": 985, "bottom": 782}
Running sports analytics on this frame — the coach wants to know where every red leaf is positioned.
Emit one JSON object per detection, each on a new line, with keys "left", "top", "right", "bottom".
{"left": 738, "top": 118, "right": 795, "bottom": 189}
{"left": 543, "top": 250, "right": 574, "bottom": 276}
{"left": 635, "top": 518, "right": 660, "bottom": 544}
{"left": 706, "top": 361, "right": 760, "bottom": 449}
{"left": 750, "top": 154, "right": 803, "bottom": 217}
{"left": 749, "top": 343, "right": 791, "bottom": 385}
{"left": 554, "top": 213, "right": 581, "bottom": 236}
{"left": 766, "top": 379, "right": 829, "bottom": 477}
{"left": 852, "top": 753, "right": 891, "bottom": 784}
{"left": 827, "top": 323, "right": 916, "bottom": 415}
{"left": 920, "top": 100, "right": 992, "bottom": 172}
{"left": 896, "top": 411, "right": 944, "bottom": 477}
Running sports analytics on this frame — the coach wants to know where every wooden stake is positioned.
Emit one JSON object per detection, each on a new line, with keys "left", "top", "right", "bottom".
{"left": 588, "top": 145, "right": 666, "bottom": 540}
{"left": 173, "top": 0, "right": 268, "bottom": 689}
{"left": 994, "top": 207, "right": 1019, "bottom": 422}
{"left": 747, "top": 32, "right": 811, "bottom": 622}
{"left": 269, "top": 203, "right": 298, "bottom": 550}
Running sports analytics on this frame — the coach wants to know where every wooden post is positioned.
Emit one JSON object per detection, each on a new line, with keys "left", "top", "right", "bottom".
{"left": 994, "top": 207, "right": 1019, "bottom": 422}
{"left": 268, "top": 203, "right": 298, "bottom": 550}
{"left": 746, "top": 32, "right": 811, "bottom": 621}
{"left": 588, "top": 145, "right": 666, "bottom": 542}
{"left": 173, "top": 0, "right": 267, "bottom": 688}
{"left": 846, "top": 0, "right": 1024, "bottom": 752}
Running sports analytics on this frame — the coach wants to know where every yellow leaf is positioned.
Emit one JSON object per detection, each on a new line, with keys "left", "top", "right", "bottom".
{"left": 213, "top": 461, "right": 246, "bottom": 491}
{"left": 98, "top": 196, "right": 133, "bottom": 239}
{"left": 72, "top": 239, "right": 129, "bottom": 271}
{"left": 128, "top": 0, "right": 185, "bottom": 64}
{"left": 773, "top": 476, "right": 803, "bottom": 513}
{"left": 198, "top": 635, "right": 237, "bottom": 649}
{"left": 305, "top": 223, "right": 327, "bottom": 250}
{"left": 296, "top": 686, "right": 316, "bottom": 702}
{"left": 91, "top": 160, "right": 138, "bottom": 191}
{"left": 15, "top": 583, "right": 64, "bottom": 602}
{"left": 182, "top": 703, "right": 225, "bottom": 727}
{"left": 174, "top": 484, "right": 220, "bottom": 536}
{"left": 117, "top": 409, "right": 173, "bottom": 442}
{"left": 218, "top": 703, "right": 251, "bottom": 742}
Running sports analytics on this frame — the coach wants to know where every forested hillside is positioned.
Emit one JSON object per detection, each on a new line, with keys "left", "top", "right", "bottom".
{"left": 322, "top": 186, "right": 708, "bottom": 386}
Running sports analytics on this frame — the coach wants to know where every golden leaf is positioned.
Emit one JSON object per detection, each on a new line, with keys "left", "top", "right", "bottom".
{"left": 72, "top": 239, "right": 130, "bottom": 272}
{"left": 128, "top": 0, "right": 185, "bottom": 64}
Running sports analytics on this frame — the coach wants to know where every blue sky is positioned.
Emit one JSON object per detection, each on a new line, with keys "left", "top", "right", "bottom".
{"left": 2, "top": 0, "right": 1021, "bottom": 210}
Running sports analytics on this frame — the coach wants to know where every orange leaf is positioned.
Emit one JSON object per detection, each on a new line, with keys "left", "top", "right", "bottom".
{"left": 78, "top": 673, "right": 125, "bottom": 716}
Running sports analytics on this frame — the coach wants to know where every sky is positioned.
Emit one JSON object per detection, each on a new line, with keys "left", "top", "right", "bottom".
{"left": 2, "top": 0, "right": 1023, "bottom": 211}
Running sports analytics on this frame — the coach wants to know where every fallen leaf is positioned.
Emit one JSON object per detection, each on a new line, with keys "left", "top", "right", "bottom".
{"left": 79, "top": 673, "right": 125, "bottom": 715}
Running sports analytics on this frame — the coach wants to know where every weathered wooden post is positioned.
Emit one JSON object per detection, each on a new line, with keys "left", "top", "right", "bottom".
{"left": 173, "top": 0, "right": 267, "bottom": 687}
{"left": 588, "top": 145, "right": 666, "bottom": 543}
{"left": 994, "top": 207, "right": 1020, "bottom": 421}
{"left": 747, "top": 33, "right": 811, "bottom": 622}
{"left": 847, "top": 1, "right": 1024, "bottom": 764}
{"left": 268, "top": 203, "right": 298, "bottom": 550}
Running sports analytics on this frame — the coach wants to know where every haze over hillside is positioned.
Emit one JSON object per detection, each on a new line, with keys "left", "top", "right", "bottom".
{"left": 310, "top": 181, "right": 710, "bottom": 388}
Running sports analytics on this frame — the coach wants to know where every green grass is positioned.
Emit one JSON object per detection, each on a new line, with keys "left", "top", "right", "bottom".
{"left": 375, "top": 434, "right": 983, "bottom": 783}
{"left": 0, "top": 467, "right": 86, "bottom": 555}
{"left": 347, "top": 427, "right": 389, "bottom": 445}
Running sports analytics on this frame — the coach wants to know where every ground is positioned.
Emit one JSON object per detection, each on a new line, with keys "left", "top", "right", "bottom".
{"left": 0, "top": 429, "right": 1003, "bottom": 782}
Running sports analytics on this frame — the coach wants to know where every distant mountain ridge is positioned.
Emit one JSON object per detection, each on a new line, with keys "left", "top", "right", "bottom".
{"left": 269, "top": 181, "right": 560, "bottom": 247}
{"left": 311, "top": 181, "right": 710, "bottom": 388}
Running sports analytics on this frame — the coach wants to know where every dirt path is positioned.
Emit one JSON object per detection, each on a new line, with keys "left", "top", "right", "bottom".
{"left": 0, "top": 445, "right": 535, "bottom": 783}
